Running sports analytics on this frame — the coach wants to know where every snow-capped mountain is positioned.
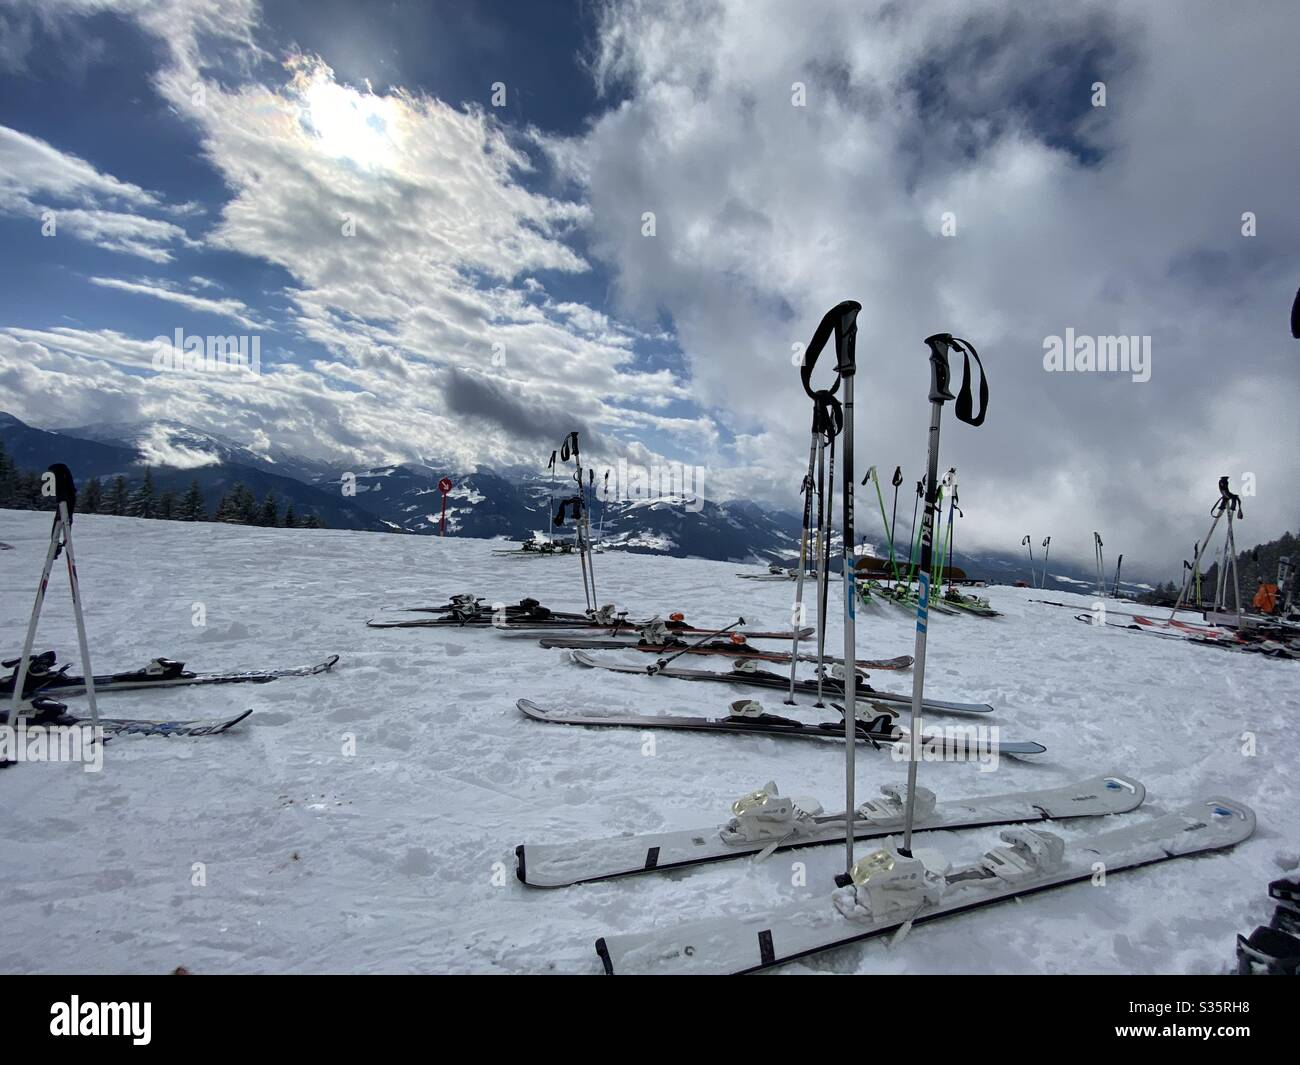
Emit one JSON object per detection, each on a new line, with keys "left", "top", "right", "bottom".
{"left": 54, "top": 419, "right": 338, "bottom": 485}
{"left": 1, "top": 412, "right": 1146, "bottom": 583}
{"left": 1, "top": 413, "right": 388, "bottom": 532}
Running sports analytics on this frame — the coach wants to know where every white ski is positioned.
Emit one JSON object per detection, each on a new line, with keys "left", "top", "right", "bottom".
{"left": 518, "top": 774, "right": 1143, "bottom": 887}
{"left": 595, "top": 796, "right": 1255, "bottom": 974}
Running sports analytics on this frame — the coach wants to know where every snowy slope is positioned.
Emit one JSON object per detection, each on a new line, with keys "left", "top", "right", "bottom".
{"left": 0, "top": 509, "right": 1294, "bottom": 974}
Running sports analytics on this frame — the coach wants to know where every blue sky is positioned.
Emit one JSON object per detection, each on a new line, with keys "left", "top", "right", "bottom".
{"left": 0, "top": 0, "right": 1296, "bottom": 570}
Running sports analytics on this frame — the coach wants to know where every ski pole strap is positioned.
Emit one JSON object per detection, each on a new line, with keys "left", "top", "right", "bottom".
{"left": 799, "top": 300, "right": 861, "bottom": 398}
{"left": 560, "top": 432, "right": 579, "bottom": 463}
{"left": 892, "top": 466, "right": 902, "bottom": 487}
{"left": 810, "top": 388, "right": 843, "bottom": 439}
{"left": 48, "top": 463, "right": 76, "bottom": 542}
{"left": 1215, "top": 476, "right": 1243, "bottom": 518}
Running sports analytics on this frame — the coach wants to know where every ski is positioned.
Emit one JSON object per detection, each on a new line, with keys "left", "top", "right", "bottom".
{"left": 516, "top": 699, "right": 1043, "bottom": 754}
{"left": 566, "top": 649, "right": 994, "bottom": 715}
{"left": 594, "top": 796, "right": 1255, "bottom": 974}
{"left": 517, "top": 774, "right": 1143, "bottom": 887}
{"left": 1, "top": 700, "right": 253, "bottom": 737}
{"left": 370, "top": 614, "right": 815, "bottom": 640}
{"left": 536, "top": 636, "right": 913, "bottom": 671}
{"left": 84, "top": 709, "right": 253, "bottom": 737}
{"left": 864, "top": 581, "right": 963, "bottom": 616}
{"left": 2, "top": 654, "right": 339, "bottom": 700}
{"left": 1072, "top": 614, "right": 1299, "bottom": 657}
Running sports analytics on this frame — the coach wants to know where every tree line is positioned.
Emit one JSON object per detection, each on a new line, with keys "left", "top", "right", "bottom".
{"left": 0, "top": 440, "right": 324, "bottom": 528}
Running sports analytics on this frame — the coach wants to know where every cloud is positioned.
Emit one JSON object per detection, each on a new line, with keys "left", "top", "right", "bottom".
{"left": 550, "top": 0, "right": 1300, "bottom": 567}
{"left": 3, "top": 0, "right": 1297, "bottom": 578}
{"left": 0, "top": 125, "right": 195, "bottom": 260}
{"left": 88, "top": 276, "right": 265, "bottom": 329}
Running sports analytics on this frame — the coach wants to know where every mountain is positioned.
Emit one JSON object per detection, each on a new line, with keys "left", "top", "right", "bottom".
{"left": 0, "top": 412, "right": 388, "bottom": 531}
{"left": 0, "top": 412, "right": 1183, "bottom": 581}
{"left": 54, "top": 419, "right": 338, "bottom": 485}
{"left": 321, "top": 462, "right": 808, "bottom": 561}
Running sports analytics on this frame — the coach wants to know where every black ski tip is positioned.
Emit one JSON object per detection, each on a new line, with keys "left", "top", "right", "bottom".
{"left": 323, "top": 654, "right": 340, "bottom": 671}
{"left": 595, "top": 937, "right": 615, "bottom": 975}
{"left": 514, "top": 845, "right": 527, "bottom": 884}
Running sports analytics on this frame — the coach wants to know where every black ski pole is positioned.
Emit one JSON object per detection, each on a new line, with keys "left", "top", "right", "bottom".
{"left": 905, "top": 477, "right": 924, "bottom": 586}
{"left": 794, "top": 300, "right": 860, "bottom": 874}
{"left": 1093, "top": 532, "right": 1105, "bottom": 599}
{"left": 1040, "top": 536, "right": 1051, "bottom": 589}
{"left": 889, "top": 465, "right": 902, "bottom": 577}
{"left": 787, "top": 414, "right": 825, "bottom": 702}
{"left": 901, "top": 333, "right": 988, "bottom": 857}
{"left": 1021, "top": 535, "right": 1034, "bottom": 587}
{"left": 791, "top": 315, "right": 845, "bottom": 706}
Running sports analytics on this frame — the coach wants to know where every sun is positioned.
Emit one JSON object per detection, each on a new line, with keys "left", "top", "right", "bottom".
{"left": 299, "top": 67, "right": 396, "bottom": 170}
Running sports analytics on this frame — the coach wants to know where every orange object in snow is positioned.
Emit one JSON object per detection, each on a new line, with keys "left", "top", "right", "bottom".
{"left": 1253, "top": 583, "right": 1279, "bottom": 613}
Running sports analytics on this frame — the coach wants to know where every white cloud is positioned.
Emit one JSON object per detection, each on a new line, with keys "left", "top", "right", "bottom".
{"left": 88, "top": 276, "right": 265, "bottom": 329}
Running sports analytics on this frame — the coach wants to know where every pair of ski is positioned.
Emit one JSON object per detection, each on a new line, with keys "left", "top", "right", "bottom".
{"left": 372, "top": 608, "right": 810, "bottom": 641}
{"left": 2, "top": 652, "right": 340, "bottom": 701}
{"left": 1075, "top": 614, "right": 1298, "bottom": 658}
{"left": 563, "top": 649, "right": 997, "bottom": 719}
{"left": 537, "top": 635, "right": 912, "bottom": 671}
{"left": 590, "top": 792, "right": 1255, "bottom": 974}
{"left": 867, "top": 580, "right": 1000, "bottom": 618}
{"left": 519, "top": 699, "right": 1043, "bottom": 756}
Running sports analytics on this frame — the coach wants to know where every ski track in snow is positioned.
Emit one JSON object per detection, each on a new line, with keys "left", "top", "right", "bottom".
{"left": 0, "top": 511, "right": 1295, "bottom": 974}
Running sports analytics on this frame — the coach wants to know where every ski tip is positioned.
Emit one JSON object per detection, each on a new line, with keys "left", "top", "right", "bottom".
{"left": 514, "top": 844, "right": 527, "bottom": 884}
{"left": 322, "top": 654, "right": 340, "bottom": 670}
{"left": 1203, "top": 796, "right": 1255, "bottom": 830}
{"left": 594, "top": 937, "right": 615, "bottom": 975}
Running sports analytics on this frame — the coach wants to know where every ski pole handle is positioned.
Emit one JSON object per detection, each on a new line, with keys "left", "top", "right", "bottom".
{"left": 924, "top": 334, "right": 988, "bottom": 425}
{"left": 924, "top": 333, "right": 957, "bottom": 404}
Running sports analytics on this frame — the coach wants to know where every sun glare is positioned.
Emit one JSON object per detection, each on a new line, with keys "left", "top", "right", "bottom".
{"left": 301, "top": 74, "right": 397, "bottom": 170}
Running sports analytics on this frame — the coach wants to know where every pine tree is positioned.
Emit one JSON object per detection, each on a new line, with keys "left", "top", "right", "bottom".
{"left": 234, "top": 483, "right": 257, "bottom": 523}
{"left": 81, "top": 477, "right": 103, "bottom": 514}
{"left": 16, "top": 470, "right": 42, "bottom": 509}
{"left": 301, "top": 513, "right": 325, "bottom": 529}
{"left": 106, "top": 476, "right": 130, "bottom": 516}
{"left": 180, "top": 479, "right": 205, "bottom": 521}
{"left": 129, "top": 467, "right": 155, "bottom": 518}
{"left": 257, "top": 492, "right": 278, "bottom": 527}
{"left": 282, "top": 503, "right": 298, "bottom": 528}
{"left": 0, "top": 439, "right": 17, "bottom": 507}
{"left": 157, "top": 488, "right": 178, "bottom": 520}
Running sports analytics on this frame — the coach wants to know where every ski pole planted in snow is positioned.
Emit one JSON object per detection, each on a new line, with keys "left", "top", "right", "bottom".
{"left": 1093, "top": 532, "right": 1105, "bottom": 599}
{"left": 795, "top": 300, "right": 860, "bottom": 872}
{"left": 791, "top": 310, "right": 846, "bottom": 706}
{"left": 1040, "top": 536, "right": 1051, "bottom": 589}
{"left": 899, "top": 333, "right": 988, "bottom": 858}
{"left": 1021, "top": 534, "right": 1034, "bottom": 587}
{"left": 7, "top": 464, "right": 101, "bottom": 736}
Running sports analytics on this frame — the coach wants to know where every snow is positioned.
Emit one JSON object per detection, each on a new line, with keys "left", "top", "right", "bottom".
{"left": 0, "top": 508, "right": 1295, "bottom": 974}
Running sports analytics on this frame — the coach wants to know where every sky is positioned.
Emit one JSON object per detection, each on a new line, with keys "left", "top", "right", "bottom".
{"left": 0, "top": 0, "right": 1296, "bottom": 575}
